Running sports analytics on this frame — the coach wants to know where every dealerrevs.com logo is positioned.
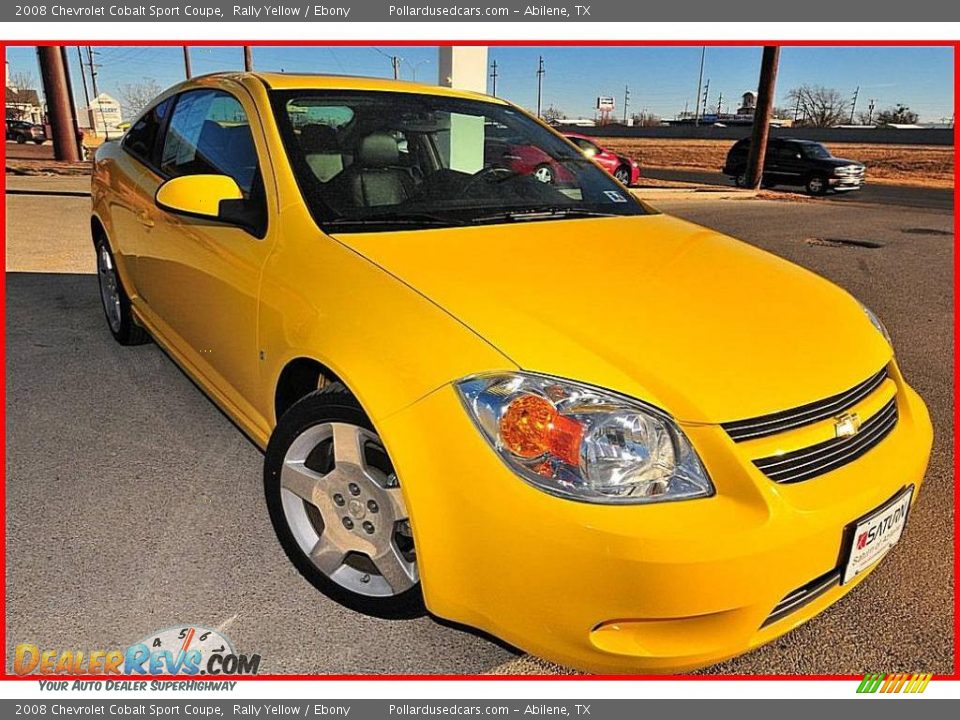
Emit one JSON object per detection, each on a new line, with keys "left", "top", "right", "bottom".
{"left": 14, "top": 625, "right": 262, "bottom": 676}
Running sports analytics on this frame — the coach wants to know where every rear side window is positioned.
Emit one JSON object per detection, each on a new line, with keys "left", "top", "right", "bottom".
{"left": 122, "top": 97, "right": 172, "bottom": 166}
{"left": 159, "top": 89, "right": 259, "bottom": 193}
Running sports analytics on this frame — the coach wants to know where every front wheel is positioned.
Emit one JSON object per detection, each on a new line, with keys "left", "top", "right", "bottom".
{"left": 613, "top": 166, "right": 631, "bottom": 185}
{"left": 805, "top": 174, "right": 828, "bottom": 195}
{"left": 33, "top": 138, "right": 45, "bottom": 145}
{"left": 734, "top": 173, "right": 748, "bottom": 188}
{"left": 16, "top": 135, "right": 26, "bottom": 144}
{"left": 264, "top": 385, "right": 424, "bottom": 619}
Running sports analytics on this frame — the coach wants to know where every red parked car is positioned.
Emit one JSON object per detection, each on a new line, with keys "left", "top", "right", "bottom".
{"left": 485, "top": 134, "right": 574, "bottom": 185}
{"left": 563, "top": 132, "right": 640, "bottom": 186}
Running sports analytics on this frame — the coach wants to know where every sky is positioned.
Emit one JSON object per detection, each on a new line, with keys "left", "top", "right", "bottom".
{"left": 5, "top": 45, "right": 954, "bottom": 124}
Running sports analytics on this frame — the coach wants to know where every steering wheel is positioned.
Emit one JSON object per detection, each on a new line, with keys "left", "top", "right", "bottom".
{"left": 462, "top": 165, "right": 516, "bottom": 192}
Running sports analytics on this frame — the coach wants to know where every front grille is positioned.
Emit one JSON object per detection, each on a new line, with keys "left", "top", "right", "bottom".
{"left": 762, "top": 569, "right": 841, "bottom": 628}
{"left": 753, "top": 397, "right": 898, "bottom": 484}
{"left": 722, "top": 367, "right": 888, "bottom": 443}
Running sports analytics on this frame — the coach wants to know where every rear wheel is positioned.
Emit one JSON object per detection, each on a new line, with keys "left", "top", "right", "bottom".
{"left": 613, "top": 165, "right": 631, "bottom": 185}
{"left": 16, "top": 135, "right": 26, "bottom": 144}
{"left": 532, "top": 163, "right": 555, "bottom": 184}
{"left": 95, "top": 236, "right": 148, "bottom": 345}
{"left": 33, "top": 138, "right": 45, "bottom": 145}
{"left": 734, "top": 173, "right": 748, "bottom": 188}
{"left": 264, "top": 385, "right": 424, "bottom": 619}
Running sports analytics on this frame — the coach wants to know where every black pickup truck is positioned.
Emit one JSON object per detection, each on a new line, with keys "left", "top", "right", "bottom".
{"left": 723, "top": 137, "right": 866, "bottom": 195}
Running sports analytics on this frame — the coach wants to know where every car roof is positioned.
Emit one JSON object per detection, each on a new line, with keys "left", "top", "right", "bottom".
{"left": 241, "top": 71, "right": 508, "bottom": 105}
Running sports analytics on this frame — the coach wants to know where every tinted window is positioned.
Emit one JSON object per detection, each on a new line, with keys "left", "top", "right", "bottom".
{"left": 273, "top": 90, "right": 649, "bottom": 232}
{"left": 160, "top": 90, "right": 259, "bottom": 193}
{"left": 122, "top": 97, "right": 172, "bottom": 165}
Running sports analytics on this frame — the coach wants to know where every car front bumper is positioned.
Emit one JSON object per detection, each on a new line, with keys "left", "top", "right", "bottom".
{"left": 379, "top": 363, "right": 932, "bottom": 673}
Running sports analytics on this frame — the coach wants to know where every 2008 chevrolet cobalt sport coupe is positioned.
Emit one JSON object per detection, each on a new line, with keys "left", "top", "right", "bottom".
{"left": 91, "top": 73, "right": 932, "bottom": 674}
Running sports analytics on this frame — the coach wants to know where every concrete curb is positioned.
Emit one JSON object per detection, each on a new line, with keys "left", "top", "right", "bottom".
{"left": 631, "top": 187, "right": 758, "bottom": 201}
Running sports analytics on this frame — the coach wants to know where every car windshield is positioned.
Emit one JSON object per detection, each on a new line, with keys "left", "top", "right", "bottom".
{"left": 270, "top": 89, "right": 650, "bottom": 232}
{"left": 801, "top": 143, "right": 832, "bottom": 159}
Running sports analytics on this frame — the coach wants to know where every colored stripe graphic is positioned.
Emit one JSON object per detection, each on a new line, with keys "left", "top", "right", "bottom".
{"left": 857, "top": 673, "right": 932, "bottom": 694}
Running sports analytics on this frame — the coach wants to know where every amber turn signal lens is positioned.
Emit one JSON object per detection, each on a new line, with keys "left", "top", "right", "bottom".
{"left": 499, "top": 394, "right": 583, "bottom": 467}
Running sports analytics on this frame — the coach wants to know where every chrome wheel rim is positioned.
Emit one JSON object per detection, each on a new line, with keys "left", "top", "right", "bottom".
{"left": 808, "top": 177, "right": 824, "bottom": 193}
{"left": 97, "top": 245, "right": 122, "bottom": 333}
{"left": 614, "top": 168, "right": 630, "bottom": 184}
{"left": 280, "top": 422, "right": 417, "bottom": 598}
{"left": 533, "top": 166, "right": 553, "bottom": 183}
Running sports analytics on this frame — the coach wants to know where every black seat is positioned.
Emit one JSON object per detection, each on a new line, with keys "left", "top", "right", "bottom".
{"left": 340, "top": 132, "right": 414, "bottom": 208}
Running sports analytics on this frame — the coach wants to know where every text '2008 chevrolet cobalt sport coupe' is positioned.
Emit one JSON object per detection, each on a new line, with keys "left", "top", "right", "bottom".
{"left": 91, "top": 72, "right": 932, "bottom": 674}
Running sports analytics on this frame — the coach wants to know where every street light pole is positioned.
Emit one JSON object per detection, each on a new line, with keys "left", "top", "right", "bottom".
{"left": 693, "top": 46, "right": 705, "bottom": 127}
{"left": 536, "top": 56, "right": 545, "bottom": 118}
{"left": 37, "top": 46, "right": 81, "bottom": 162}
{"left": 244, "top": 46, "right": 253, "bottom": 71}
{"left": 183, "top": 46, "right": 193, "bottom": 79}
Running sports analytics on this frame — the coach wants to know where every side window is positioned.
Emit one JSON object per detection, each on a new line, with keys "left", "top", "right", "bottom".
{"left": 159, "top": 90, "right": 259, "bottom": 194}
{"left": 122, "top": 96, "right": 172, "bottom": 166}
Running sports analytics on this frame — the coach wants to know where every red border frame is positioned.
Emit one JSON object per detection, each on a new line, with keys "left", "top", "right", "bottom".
{"left": 0, "top": 38, "right": 957, "bottom": 684}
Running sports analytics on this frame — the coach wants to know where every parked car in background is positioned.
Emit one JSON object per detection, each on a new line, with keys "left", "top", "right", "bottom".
{"left": 563, "top": 132, "right": 640, "bottom": 186}
{"left": 723, "top": 137, "right": 866, "bottom": 195}
{"left": 6, "top": 119, "right": 47, "bottom": 144}
{"left": 485, "top": 131, "right": 574, "bottom": 185}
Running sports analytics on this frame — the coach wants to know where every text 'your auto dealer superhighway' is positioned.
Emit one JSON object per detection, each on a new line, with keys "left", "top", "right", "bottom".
{"left": 39, "top": 5, "right": 353, "bottom": 18}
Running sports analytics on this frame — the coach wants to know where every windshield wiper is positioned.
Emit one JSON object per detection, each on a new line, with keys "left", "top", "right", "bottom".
{"left": 470, "top": 207, "right": 622, "bottom": 225}
{"left": 325, "top": 212, "right": 467, "bottom": 230}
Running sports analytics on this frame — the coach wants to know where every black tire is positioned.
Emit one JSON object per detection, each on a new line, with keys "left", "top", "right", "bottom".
{"left": 734, "top": 172, "right": 747, "bottom": 188}
{"left": 805, "top": 174, "right": 829, "bottom": 196}
{"left": 33, "top": 139, "right": 45, "bottom": 145}
{"left": 94, "top": 234, "right": 149, "bottom": 346}
{"left": 613, "top": 165, "right": 631, "bottom": 186}
{"left": 264, "top": 384, "right": 426, "bottom": 619}
{"left": 16, "top": 135, "right": 26, "bottom": 144}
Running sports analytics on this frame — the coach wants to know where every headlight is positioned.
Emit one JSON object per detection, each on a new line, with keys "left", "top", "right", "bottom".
{"left": 456, "top": 373, "right": 714, "bottom": 504}
{"left": 861, "top": 304, "right": 892, "bottom": 346}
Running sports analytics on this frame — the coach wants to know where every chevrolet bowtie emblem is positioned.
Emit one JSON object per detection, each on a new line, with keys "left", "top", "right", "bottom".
{"left": 835, "top": 412, "right": 862, "bottom": 439}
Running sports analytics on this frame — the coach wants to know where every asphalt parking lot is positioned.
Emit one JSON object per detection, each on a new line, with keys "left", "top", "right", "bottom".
{"left": 4, "top": 180, "right": 954, "bottom": 675}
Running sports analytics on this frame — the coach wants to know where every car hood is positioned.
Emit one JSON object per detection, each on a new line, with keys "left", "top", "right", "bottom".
{"left": 820, "top": 157, "right": 864, "bottom": 168}
{"left": 333, "top": 214, "right": 891, "bottom": 423}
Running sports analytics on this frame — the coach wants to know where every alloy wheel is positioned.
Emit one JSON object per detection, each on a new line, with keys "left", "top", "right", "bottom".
{"left": 97, "top": 244, "right": 123, "bottom": 334}
{"left": 279, "top": 422, "right": 417, "bottom": 598}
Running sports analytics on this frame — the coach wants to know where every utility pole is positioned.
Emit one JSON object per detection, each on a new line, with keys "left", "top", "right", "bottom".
{"left": 701, "top": 79, "right": 710, "bottom": 120}
{"left": 489, "top": 60, "right": 498, "bottom": 97}
{"left": 623, "top": 84, "right": 630, "bottom": 124}
{"left": 243, "top": 46, "right": 253, "bottom": 71}
{"left": 37, "top": 46, "right": 81, "bottom": 162}
{"left": 183, "top": 46, "right": 193, "bottom": 79}
{"left": 693, "top": 46, "right": 705, "bottom": 126}
{"left": 716, "top": 91, "right": 723, "bottom": 117}
{"left": 745, "top": 46, "right": 780, "bottom": 189}
{"left": 392, "top": 55, "right": 401, "bottom": 80}
{"left": 867, "top": 98, "right": 876, "bottom": 125}
{"left": 536, "top": 55, "right": 545, "bottom": 119}
{"left": 86, "top": 46, "right": 109, "bottom": 140}
{"left": 793, "top": 93, "right": 801, "bottom": 122}
{"left": 75, "top": 45, "right": 94, "bottom": 131}
{"left": 849, "top": 85, "right": 860, "bottom": 124}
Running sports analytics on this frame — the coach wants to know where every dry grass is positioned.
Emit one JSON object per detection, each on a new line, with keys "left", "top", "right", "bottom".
{"left": 597, "top": 138, "right": 954, "bottom": 189}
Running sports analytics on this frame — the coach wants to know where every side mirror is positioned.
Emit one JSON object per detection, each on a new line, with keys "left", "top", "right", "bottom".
{"left": 155, "top": 174, "right": 264, "bottom": 236}
{"left": 155, "top": 174, "right": 244, "bottom": 221}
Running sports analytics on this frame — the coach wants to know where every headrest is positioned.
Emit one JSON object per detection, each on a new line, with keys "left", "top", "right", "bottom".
{"left": 358, "top": 132, "right": 399, "bottom": 167}
{"left": 300, "top": 123, "right": 339, "bottom": 152}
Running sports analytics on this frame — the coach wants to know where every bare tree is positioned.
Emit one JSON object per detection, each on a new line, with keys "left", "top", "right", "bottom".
{"left": 117, "top": 78, "right": 163, "bottom": 119}
{"left": 875, "top": 104, "right": 919, "bottom": 126}
{"left": 541, "top": 104, "right": 565, "bottom": 125}
{"left": 9, "top": 69, "right": 37, "bottom": 91}
{"left": 630, "top": 111, "right": 662, "bottom": 127}
{"left": 786, "top": 85, "right": 848, "bottom": 127}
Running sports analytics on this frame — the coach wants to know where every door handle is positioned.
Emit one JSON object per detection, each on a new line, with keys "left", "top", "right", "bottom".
{"left": 136, "top": 210, "right": 155, "bottom": 228}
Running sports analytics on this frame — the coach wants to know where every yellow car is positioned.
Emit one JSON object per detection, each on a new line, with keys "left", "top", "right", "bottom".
{"left": 91, "top": 72, "right": 932, "bottom": 674}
